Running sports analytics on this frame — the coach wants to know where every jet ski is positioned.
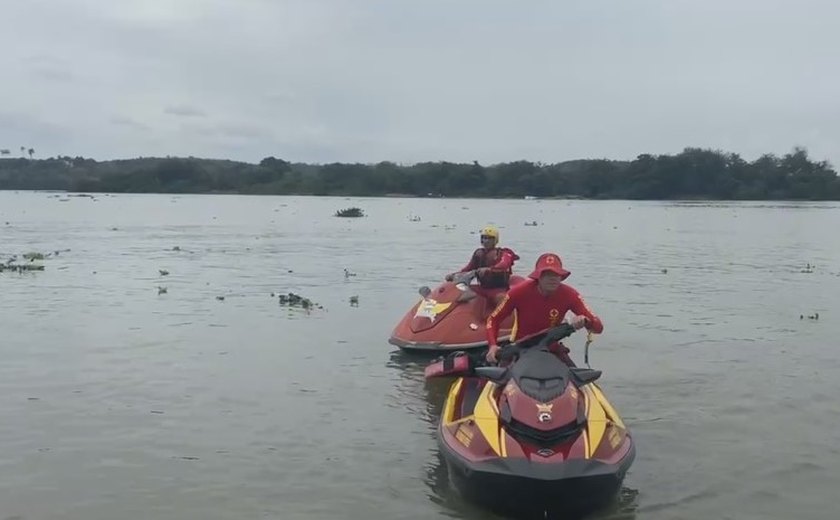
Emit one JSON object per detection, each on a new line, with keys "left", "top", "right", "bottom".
{"left": 425, "top": 323, "right": 635, "bottom": 518}
{"left": 388, "top": 270, "right": 526, "bottom": 353}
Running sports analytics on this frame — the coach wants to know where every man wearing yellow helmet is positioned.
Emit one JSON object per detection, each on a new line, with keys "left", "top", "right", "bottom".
{"left": 445, "top": 225, "right": 520, "bottom": 305}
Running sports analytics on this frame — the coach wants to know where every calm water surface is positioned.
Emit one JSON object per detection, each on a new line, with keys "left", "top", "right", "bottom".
{"left": 1, "top": 191, "right": 839, "bottom": 520}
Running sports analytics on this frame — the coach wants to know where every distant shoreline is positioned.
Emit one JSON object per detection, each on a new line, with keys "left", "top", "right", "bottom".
{"left": 2, "top": 147, "right": 839, "bottom": 201}
{"left": 4, "top": 190, "right": 840, "bottom": 206}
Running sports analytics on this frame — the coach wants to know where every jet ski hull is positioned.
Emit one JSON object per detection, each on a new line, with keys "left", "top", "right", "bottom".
{"left": 389, "top": 276, "right": 525, "bottom": 352}
{"left": 431, "top": 340, "right": 637, "bottom": 518}
{"left": 441, "top": 434, "right": 635, "bottom": 517}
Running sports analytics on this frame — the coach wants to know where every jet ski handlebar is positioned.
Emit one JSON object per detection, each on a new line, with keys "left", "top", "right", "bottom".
{"left": 496, "top": 322, "right": 578, "bottom": 363}
{"left": 450, "top": 269, "right": 478, "bottom": 286}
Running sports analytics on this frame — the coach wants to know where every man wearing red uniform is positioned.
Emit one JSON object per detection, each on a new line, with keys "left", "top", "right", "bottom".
{"left": 485, "top": 253, "right": 604, "bottom": 365}
{"left": 445, "top": 226, "right": 520, "bottom": 306}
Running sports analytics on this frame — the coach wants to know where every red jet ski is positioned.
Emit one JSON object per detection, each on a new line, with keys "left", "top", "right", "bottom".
{"left": 424, "top": 323, "right": 635, "bottom": 518}
{"left": 388, "top": 270, "right": 526, "bottom": 353}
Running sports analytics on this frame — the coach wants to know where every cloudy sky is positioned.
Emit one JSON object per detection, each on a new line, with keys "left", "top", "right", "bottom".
{"left": 2, "top": 0, "right": 838, "bottom": 166}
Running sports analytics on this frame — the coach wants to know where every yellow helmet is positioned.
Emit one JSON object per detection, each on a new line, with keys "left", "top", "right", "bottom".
{"left": 480, "top": 226, "right": 499, "bottom": 241}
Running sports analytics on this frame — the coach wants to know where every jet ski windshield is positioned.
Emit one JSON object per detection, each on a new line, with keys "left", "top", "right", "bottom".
{"left": 510, "top": 347, "right": 571, "bottom": 402}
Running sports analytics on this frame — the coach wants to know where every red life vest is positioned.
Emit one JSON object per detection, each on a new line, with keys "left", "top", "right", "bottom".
{"left": 470, "top": 247, "right": 519, "bottom": 288}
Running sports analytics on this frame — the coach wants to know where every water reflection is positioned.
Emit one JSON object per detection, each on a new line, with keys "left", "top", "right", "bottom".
{"left": 387, "top": 349, "right": 483, "bottom": 517}
{"left": 386, "top": 349, "right": 450, "bottom": 422}
{"left": 597, "top": 487, "right": 641, "bottom": 520}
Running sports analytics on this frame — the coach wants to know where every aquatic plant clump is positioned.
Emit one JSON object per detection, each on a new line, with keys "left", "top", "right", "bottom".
{"left": 1, "top": 249, "right": 69, "bottom": 274}
{"left": 334, "top": 207, "right": 365, "bottom": 218}
{"left": 277, "top": 292, "right": 324, "bottom": 310}
{"left": 0, "top": 263, "right": 45, "bottom": 272}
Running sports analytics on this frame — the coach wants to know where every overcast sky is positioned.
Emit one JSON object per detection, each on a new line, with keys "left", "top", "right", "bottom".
{"left": 1, "top": 0, "right": 838, "bottom": 166}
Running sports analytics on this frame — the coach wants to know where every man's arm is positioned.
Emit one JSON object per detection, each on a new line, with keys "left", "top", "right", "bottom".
{"left": 486, "top": 292, "right": 516, "bottom": 346}
{"left": 459, "top": 250, "right": 480, "bottom": 272}
{"left": 487, "top": 249, "right": 514, "bottom": 272}
{"left": 570, "top": 292, "right": 604, "bottom": 334}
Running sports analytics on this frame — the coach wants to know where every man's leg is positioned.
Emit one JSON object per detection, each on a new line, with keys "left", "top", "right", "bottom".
{"left": 485, "top": 289, "right": 506, "bottom": 309}
{"left": 471, "top": 287, "right": 506, "bottom": 314}
{"left": 454, "top": 288, "right": 478, "bottom": 303}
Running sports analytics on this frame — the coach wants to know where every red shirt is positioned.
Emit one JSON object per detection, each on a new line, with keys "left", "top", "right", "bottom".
{"left": 460, "top": 247, "right": 516, "bottom": 273}
{"left": 486, "top": 278, "right": 604, "bottom": 345}
{"left": 460, "top": 247, "right": 518, "bottom": 289}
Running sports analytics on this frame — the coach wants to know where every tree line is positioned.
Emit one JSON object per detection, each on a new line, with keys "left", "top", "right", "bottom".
{"left": 1, "top": 147, "right": 838, "bottom": 200}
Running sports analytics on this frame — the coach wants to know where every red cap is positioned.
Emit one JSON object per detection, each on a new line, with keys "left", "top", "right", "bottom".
{"left": 528, "top": 253, "right": 570, "bottom": 280}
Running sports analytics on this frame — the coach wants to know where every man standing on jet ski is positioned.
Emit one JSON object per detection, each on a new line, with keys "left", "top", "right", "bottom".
{"left": 485, "top": 252, "right": 604, "bottom": 365}
{"left": 445, "top": 225, "right": 520, "bottom": 305}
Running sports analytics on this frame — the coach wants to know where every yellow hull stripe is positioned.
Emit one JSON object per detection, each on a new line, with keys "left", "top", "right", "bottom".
{"left": 584, "top": 386, "right": 608, "bottom": 458}
{"left": 584, "top": 386, "right": 591, "bottom": 417}
{"left": 590, "top": 383, "right": 626, "bottom": 429}
{"left": 441, "top": 379, "right": 463, "bottom": 424}
{"left": 499, "top": 422, "right": 508, "bottom": 457}
{"left": 582, "top": 411, "right": 591, "bottom": 458}
{"left": 473, "top": 382, "right": 502, "bottom": 455}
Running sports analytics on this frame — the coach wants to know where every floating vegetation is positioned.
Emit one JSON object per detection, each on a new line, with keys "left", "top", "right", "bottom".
{"left": 1, "top": 249, "right": 69, "bottom": 274}
{"left": 334, "top": 207, "right": 365, "bottom": 218}
{"left": 0, "top": 263, "right": 44, "bottom": 272}
{"left": 278, "top": 292, "right": 323, "bottom": 310}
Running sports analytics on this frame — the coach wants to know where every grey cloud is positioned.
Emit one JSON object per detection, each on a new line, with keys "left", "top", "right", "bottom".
{"left": 110, "top": 116, "right": 149, "bottom": 130}
{"left": 24, "top": 54, "right": 66, "bottom": 67}
{"left": 1, "top": 0, "right": 839, "bottom": 166}
{"left": 23, "top": 54, "right": 75, "bottom": 83}
{"left": 179, "top": 123, "right": 219, "bottom": 137}
{"left": 264, "top": 91, "right": 299, "bottom": 105}
{"left": 174, "top": 122, "right": 276, "bottom": 143}
{"left": 30, "top": 67, "right": 75, "bottom": 83}
{"left": 164, "top": 105, "right": 207, "bottom": 118}
{"left": 0, "top": 112, "right": 67, "bottom": 140}
{"left": 216, "top": 123, "right": 274, "bottom": 140}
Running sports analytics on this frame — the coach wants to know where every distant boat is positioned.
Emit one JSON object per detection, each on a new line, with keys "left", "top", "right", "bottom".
{"left": 524, "top": 195, "right": 538, "bottom": 200}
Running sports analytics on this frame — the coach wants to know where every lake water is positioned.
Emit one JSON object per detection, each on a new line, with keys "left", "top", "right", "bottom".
{"left": 1, "top": 191, "right": 839, "bottom": 520}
